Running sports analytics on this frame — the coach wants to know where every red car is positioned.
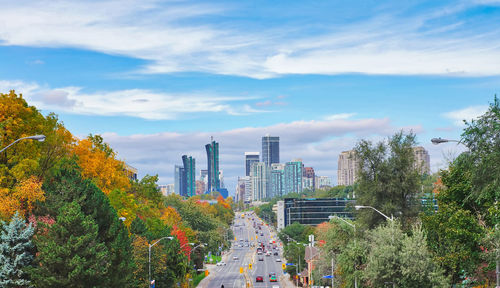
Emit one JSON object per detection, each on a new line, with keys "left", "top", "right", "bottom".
{"left": 256, "top": 276, "right": 264, "bottom": 282}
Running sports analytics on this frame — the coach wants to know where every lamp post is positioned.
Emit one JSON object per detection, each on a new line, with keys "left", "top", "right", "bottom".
{"left": 188, "top": 243, "right": 206, "bottom": 272}
{"left": 329, "top": 215, "right": 357, "bottom": 288}
{"left": 0, "top": 135, "right": 46, "bottom": 153}
{"left": 149, "top": 236, "right": 174, "bottom": 288}
{"left": 430, "top": 137, "right": 462, "bottom": 145}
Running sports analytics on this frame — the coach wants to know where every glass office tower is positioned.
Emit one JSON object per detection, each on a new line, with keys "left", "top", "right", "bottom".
{"left": 205, "top": 140, "right": 220, "bottom": 192}
{"left": 262, "top": 135, "right": 279, "bottom": 166}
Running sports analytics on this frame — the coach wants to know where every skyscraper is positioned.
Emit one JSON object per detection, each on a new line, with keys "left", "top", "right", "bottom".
{"left": 413, "top": 146, "right": 431, "bottom": 175}
{"left": 182, "top": 155, "right": 196, "bottom": 197}
{"left": 338, "top": 150, "right": 359, "bottom": 186}
{"left": 250, "top": 162, "right": 268, "bottom": 201}
{"left": 245, "top": 152, "right": 260, "bottom": 176}
{"left": 284, "top": 160, "right": 303, "bottom": 195}
{"left": 205, "top": 139, "right": 220, "bottom": 193}
{"left": 174, "top": 165, "right": 185, "bottom": 195}
{"left": 262, "top": 135, "right": 279, "bottom": 166}
{"left": 303, "top": 167, "right": 315, "bottom": 191}
{"left": 270, "top": 163, "right": 285, "bottom": 198}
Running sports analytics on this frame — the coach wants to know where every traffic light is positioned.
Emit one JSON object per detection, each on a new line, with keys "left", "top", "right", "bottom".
{"left": 240, "top": 267, "right": 243, "bottom": 274}
{"left": 282, "top": 263, "right": 286, "bottom": 270}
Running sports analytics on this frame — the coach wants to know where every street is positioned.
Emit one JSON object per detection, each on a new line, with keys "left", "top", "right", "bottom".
{"left": 199, "top": 211, "right": 287, "bottom": 288}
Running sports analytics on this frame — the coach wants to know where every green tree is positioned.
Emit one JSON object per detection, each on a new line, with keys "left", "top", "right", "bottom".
{"left": 399, "top": 224, "right": 449, "bottom": 287}
{"left": 35, "top": 159, "right": 135, "bottom": 287}
{"left": 278, "top": 222, "right": 315, "bottom": 244}
{"left": 355, "top": 131, "right": 421, "bottom": 229}
{"left": 0, "top": 212, "right": 34, "bottom": 287}
{"left": 30, "top": 202, "right": 109, "bottom": 287}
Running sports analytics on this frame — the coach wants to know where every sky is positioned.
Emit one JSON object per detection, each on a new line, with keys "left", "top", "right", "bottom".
{"left": 1, "top": 0, "right": 499, "bottom": 195}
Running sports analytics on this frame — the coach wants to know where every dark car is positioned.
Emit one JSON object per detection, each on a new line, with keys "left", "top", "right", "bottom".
{"left": 273, "top": 251, "right": 278, "bottom": 256}
{"left": 256, "top": 276, "right": 264, "bottom": 282}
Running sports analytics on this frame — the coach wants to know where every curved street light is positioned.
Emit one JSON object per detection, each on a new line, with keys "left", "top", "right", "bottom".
{"left": 149, "top": 236, "right": 174, "bottom": 288}
{"left": 0, "top": 135, "right": 46, "bottom": 153}
{"left": 354, "top": 205, "right": 393, "bottom": 221}
{"left": 329, "top": 215, "right": 357, "bottom": 288}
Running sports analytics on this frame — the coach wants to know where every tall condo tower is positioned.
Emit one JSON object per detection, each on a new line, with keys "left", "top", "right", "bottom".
{"left": 182, "top": 155, "right": 196, "bottom": 197}
{"left": 205, "top": 138, "right": 220, "bottom": 193}
{"left": 245, "top": 152, "right": 260, "bottom": 176}
{"left": 262, "top": 135, "right": 280, "bottom": 166}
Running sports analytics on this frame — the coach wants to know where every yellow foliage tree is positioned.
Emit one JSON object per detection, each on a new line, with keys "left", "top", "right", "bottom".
{"left": 72, "top": 137, "right": 130, "bottom": 194}
{"left": 0, "top": 176, "right": 45, "bottom": 219}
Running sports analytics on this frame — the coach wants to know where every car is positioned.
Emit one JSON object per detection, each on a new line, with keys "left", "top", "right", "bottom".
{"left": 244, "top": 243, "right": 249, "bottom": 247}
{"left": 274, "top": 251, "right": 279, "bottom": 256}
{"left": 256, "top": 276, "right": 264, "bottom": 282}
{"left": 233, "top": 256, "right": 239, "bottom": 260}
{"left": 266, "top": 251, "right": 271, "bottom": 256}
{"left": 276, "top": 258, "right": 281, "bottom": 262}
{"left": 269, "top": 275, "right": 277, "bottom": 282}
{"left": 216, "top": 261, "right": 226, "bottom": 266}
{"left": 272, "top": 286, "right": 280, "bottom": 288}
{"left": 258, "top": 256, "right": 264, "bottom": 261}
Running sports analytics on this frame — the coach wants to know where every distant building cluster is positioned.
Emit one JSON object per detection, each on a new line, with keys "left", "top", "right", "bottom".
{"left": 337, "top": 146, "right": 431, "bottom": 186}
{"left": 235, "top": 135, "right": 332, "bottom": 203}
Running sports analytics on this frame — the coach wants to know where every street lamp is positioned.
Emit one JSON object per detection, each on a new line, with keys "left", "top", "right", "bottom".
{"left": 0, "top": 135, "right": 46, "bottom": 153}
{"left": 329, "top": 216, "right": 357, "bottom": 288}
{"left": 354, "top": 205, "right": 393, "bottom": 221}
{"left": 188, "top": 243, "right": 206, "bottom": 272}
{"left": 430, "top": 137, "right": 462, "bottom": 145}
{"left": 149, "top": 236, "right": 174, "bottom": 288}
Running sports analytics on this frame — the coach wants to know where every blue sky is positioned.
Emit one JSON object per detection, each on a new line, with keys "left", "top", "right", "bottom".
{"left": 1, "top": 0, "right": 499, "bottom": 194}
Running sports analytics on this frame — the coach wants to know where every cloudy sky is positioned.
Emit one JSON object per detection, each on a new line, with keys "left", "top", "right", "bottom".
{"left": 1, "top": 0, "right": 499, "bottom": 195}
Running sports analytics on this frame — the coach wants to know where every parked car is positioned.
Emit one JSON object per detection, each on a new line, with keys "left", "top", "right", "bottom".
{"left": 216, "top": 261, "right": 226, "bottom": 266}
{"left": 256, "top": 276, "right": 264, "bottom": 282}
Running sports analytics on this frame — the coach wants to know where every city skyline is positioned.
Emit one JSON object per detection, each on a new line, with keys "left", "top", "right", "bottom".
{"left": 0, "top": 0, "right": 497, "bottom": 195}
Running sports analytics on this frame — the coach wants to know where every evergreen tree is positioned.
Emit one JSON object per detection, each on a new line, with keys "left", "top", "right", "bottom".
{"left": 36, "top": 159, "right": 135, "bottom": 287}
{"left": 0, "top": 212, "right": 34, "bottom": 287}
{"left": 30, "top": 202, "right": 109, "bottom": 287}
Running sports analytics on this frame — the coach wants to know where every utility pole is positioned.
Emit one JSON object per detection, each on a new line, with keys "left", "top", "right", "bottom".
{"left": 331, "top": 257, "right": 334, "bottom": 288}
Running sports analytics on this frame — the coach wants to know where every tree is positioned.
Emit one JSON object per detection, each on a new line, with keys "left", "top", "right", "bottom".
{"left": 36, "top": 160, "right": 135, "bottom": 287}
{"left": 278, "top": 222, "right": 315, "bottom": 244}
{"left": 399, "top": 224, "right": 449, "bottom": 287}
{"left": 30, "top": 202, "right": 109, "bottom": 287}
{"left": 0, "top": 212, "right": 34, "bottom": 287}
{"left": 355, "top": 131, "right": 421, "bottom": 229}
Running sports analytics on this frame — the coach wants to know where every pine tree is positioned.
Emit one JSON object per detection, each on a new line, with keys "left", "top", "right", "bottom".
{"left": 30, "top": 202, "right": 109, "bottom": 287}
{"left": 0, "top": 211, "right": 34, "bottom": 287}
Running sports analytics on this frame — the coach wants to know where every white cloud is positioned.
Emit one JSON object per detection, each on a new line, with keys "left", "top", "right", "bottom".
{"left": 442, "top": 105, "right": 489, "bottom": 126}
{"left": 1, "top": 1, "right": 500, "bottom": 78}
{"left": 100, "top": 117, "right": 423, "bottom": 194}
{"left": 324, "top": 113, "right": 357, "bottom": 121}
{"left": 0, "top": 80, "right": 266, "bottom": 120}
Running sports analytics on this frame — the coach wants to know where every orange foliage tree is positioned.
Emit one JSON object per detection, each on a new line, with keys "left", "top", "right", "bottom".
{"left": 71, "top": 135, "right": 130, "bottom": 195}
{"left": 0, "top": 176, "right": 45, "bottom": 219}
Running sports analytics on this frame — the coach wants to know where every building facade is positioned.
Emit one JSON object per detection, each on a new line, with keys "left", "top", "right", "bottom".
{"left": 315, "top": 176, "right": 332, "bottom": 189}
{"left": 245, "top": 152, "right": 260, "bottom": 176}
{"left": 277, "top": 198, "right": 355, "bottom": 229}
{"left": 182, "top": 155, "right": 196, "bottom": 197}
{"left": 205, "top": 139, "right": 220, "bottom": 193}
{"left": 250, "top": 162, "right": 268, "bottom": 201}
{"left": 174, "top": 165, "right": 184, "bottom": 195}
{"left": 337, "top": 150, "right": 359, "bottom": 186}
{"left": 270, "top": 163, "right": 285, "bottom": 198}
{"left": 413, "top": 146, "right": 431, "bottom": 175}
{"left": 284, "top": 160, "right": 303, "bottom": 195}
{"left": 262, "top": 135, "right": 280, "bottom": 166}
{"left": 195, "top": 180, "right": 205, "bottom": 195}
{"left": 303, "top": 167, "right": 315, "bottom": 191}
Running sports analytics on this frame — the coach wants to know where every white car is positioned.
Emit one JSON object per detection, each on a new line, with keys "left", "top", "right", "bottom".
{"left": 216, "top": 261, "right": 226, "bottom": 266}
{"left": 276, "top": 258, "right": 281, "bottom": 262}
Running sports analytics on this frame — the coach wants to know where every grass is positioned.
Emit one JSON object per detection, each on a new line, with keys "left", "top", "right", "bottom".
{"left": 193, "top": 272, "right": 206, "bottom": 287}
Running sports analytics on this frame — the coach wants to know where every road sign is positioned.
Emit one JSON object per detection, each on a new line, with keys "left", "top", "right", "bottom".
{"left": 286, "top": 263, "right": 294, "bottom": 266}
{"left": 322, "top": 275, "right": 334, "bottom": 279}
{"left": 249, "top": 263, "right": 252, "bottom": 269}
{"left": 282, "top": 263, "right": 286, "bottom": 270}
{"left": 240, "top": 267, "right": 243, "bottom": 274}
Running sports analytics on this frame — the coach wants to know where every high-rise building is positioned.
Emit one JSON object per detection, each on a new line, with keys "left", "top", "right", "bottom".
{"left": 195, "top": 180, "right": 205, "bottom": 195}
{"left": 338, "top": 150, "right": 359, "bottom": 186}
{"left": 245, "top": 152, "right": 260, "bottom": 176}
{"left": 236, "top": 177, "right": 246, "bottom": 202}
{"left": 262, "top": 135, "right": 280, "bottom": 166}
{"left": 205, "top": 139, "right": 220, "bottom": 193}
{"left": 413, "top": 146, "right": 431, "bottom": 175}
{"left": 174, "top": 165, "right": 185, "bottom": 195}
{"left": 244, "top": 176, "right": 252, "bottom": 203}
{"left": 303, "top": 167, "right": 315, "bottom": 191}
{"left": 250, "top": 162, "right": 268, "bottom": 201}
{"left": 182, "top": 155, "right": 196, "bottom": 197}
{"left": 159, "top": 184, "right": 175, "bottom": 196}
{"left": 284, "top": 160, "right": 303, "bottom": 195}
{"left": 270, "top": 163, "right": 285, "bottom": 198}
{"left": 315, "top": 176, "right": 332, "bottom": 189}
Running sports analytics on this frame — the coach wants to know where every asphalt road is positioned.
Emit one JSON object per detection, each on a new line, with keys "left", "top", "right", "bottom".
{"left": 205, "top": 211, "right": 284, "bottom": 288}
